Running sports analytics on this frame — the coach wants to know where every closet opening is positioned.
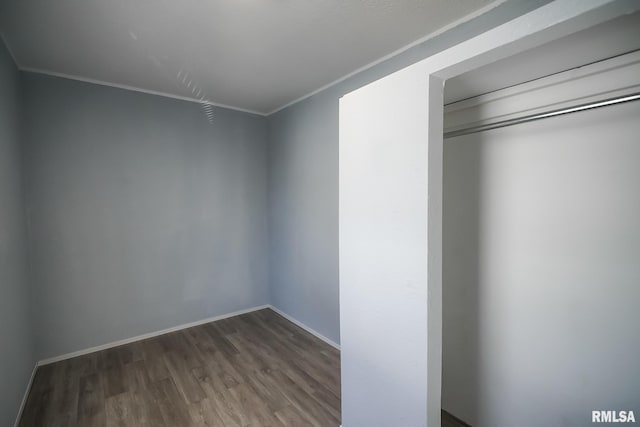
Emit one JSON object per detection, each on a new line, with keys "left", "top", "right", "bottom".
{"left": 440, "top": 11, "right": 640, "bottom": 427}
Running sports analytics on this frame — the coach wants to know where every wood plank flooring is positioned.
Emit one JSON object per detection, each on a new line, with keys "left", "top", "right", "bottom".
{"left": 19, "top": 308, "right": 341, "bottom": 427}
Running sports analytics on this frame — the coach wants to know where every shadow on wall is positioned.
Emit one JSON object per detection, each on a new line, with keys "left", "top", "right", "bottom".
{"left": 442, "top": 132, "right": 481, "bottom": 426}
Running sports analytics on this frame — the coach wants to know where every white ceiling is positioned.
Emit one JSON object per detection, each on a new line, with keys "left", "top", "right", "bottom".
{"left": 0, "top": 0, "right": 499, "bottom": 115}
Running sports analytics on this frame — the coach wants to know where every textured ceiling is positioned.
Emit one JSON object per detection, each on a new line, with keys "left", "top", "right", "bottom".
{"left": 0, "top": 0, "right": 498, "bottom": 114}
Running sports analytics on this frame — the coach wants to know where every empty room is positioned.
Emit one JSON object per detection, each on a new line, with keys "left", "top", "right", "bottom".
{"left": 1, "top": 1, "right": 639, "bottom": 426}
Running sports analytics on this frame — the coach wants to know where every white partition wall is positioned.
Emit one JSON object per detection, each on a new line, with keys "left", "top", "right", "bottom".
{"left": 339, "top": 66, "right": 440, "bottom": 427}
{"left": 338, "top": 1, "right": 639, "bottom": 425}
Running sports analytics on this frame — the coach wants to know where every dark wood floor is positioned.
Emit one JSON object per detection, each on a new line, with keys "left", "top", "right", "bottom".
{"left": 19, "top": 308, "right": 341, "bottom": 426}
{"left": 442, "top": 410, "right": 470, "bottom": 427}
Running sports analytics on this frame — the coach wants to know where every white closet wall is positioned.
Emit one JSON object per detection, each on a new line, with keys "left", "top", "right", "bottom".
{"left": 442, "top": 52, "right": 640, "bottom": 426}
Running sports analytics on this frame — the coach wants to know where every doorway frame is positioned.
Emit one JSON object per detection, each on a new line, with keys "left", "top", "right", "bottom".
{"left": 338, "top": 1, "right": 640, "bottom": 425}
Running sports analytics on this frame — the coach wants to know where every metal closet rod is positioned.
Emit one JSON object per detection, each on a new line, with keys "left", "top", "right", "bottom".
{"left": 443, "top": 92, "right": 640, "bottom": 139}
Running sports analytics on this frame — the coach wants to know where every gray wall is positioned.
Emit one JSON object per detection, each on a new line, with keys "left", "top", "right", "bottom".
{"left": 22, "top": 73, "right": 269, "bottom": 360}
{"left": 0, "top": 41, "right": 34, "bottom": 426}
{"left": 267, "top": 0, "right": 553, "bottom": 345}
{"left": 442, "top": 101, "right": 640, "bottom": 426}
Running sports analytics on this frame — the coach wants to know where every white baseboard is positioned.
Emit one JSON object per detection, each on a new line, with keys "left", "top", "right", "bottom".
{"left": 14, "top": 363, "right": 38, "bottom": 427}
{"left": 37, "top": 304, "right": 270, "bottom": 366}
{"left": 35, "top": 303, "right": 340, "bottom": 366}
{"left": 268, "top": 305, "right": 341, "bottom": 350}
